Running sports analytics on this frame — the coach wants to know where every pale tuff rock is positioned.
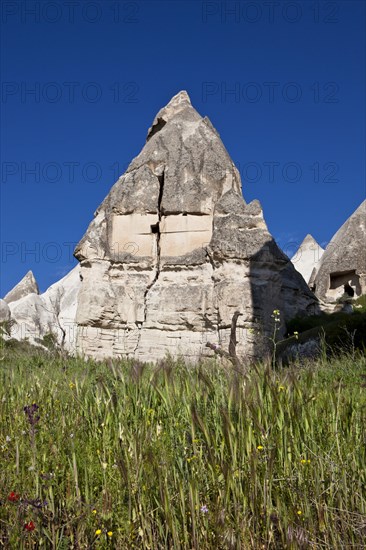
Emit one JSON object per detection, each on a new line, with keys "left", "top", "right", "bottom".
{"left": 8, "top": 293, "right": 51, "bottom": 343}
{"left": 312, "top": 200, "right": 366, "bottom": 304}
{"left": 8, "top": 266, "right": 81, "bottom": 351}
{"left": 4, "top": 270, "right": 39, "bottom": 304}
{"left": 147, "top": 90, "right": 193, "bottom": 141}
{"left": 3, "top": 93, "right": 321, "bottom": 359}
{"left": 291, "top": 234, "right": 324, "bottom": 284}
{"left": 74, "top": 91, "right": 318, "bottom": 362}
{"left": 0, "top": 299, "right": 11, "bottom": 323}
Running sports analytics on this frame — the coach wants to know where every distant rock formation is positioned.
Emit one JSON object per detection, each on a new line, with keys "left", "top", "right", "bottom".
{"left": 4, "top": 270, "right": 39, "bottom": 304}
{"left": 311, "top": 200, "right": 366, "bottom": 304}
{"left": 7, "top": 266, "right": 80, "bottom": 351}
{"left": 0, "top": 299, "right": 11, "bottom": 323}
{"left": 74, "top": 91, "right": 318, "bottom": 361}
{"left": 291, "top": 234, "right": 324, "bottom": 284}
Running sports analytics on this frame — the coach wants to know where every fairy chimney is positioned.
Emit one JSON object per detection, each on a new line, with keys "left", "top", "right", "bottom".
{"left": 74, "top": 91, "right": 318, "bottom": 361}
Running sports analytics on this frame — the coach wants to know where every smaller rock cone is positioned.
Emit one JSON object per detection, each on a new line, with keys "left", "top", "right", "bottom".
{"left": 313, "top": 200, "right": 366, "bottom": 303}
{"left": 4, "top": 270, "right": 39, "bottom": 304}
{"left": 291, "top": 234, "right": 324, "bottom": 283}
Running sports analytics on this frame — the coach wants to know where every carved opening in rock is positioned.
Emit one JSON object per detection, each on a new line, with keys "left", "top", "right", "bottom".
{"left": 344, "top": 283, "right": 355, "bottom": 297}
{"left": 151, "top": 223, "right": 159, "bottom": 234}
{"left": 328, "top": 270, "right": 361, "bottom": 299}
{"left": 147, "top": 118, "right": 167, "bottom": 141}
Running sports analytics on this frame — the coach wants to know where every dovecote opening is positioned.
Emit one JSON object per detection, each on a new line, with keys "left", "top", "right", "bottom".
{"left": 328, "top": 269, "right": 361, "bottom": 298}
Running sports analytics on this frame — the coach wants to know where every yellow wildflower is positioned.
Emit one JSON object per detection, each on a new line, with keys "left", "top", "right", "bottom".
{"left": 92, "top": 509, "right": 97, "bottom": 514}
{"left": 107, "top": 531, "right": 113, "bottom": 537}
{"left": 257, "top": 445, "right": 264, "bottom": 451}
{"left": 95, "top": 529, "right": 102, "bottom": 535}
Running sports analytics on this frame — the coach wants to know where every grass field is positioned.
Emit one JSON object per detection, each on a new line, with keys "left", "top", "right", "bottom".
{"left": 0, "top": 344, "right": 365, "bottom": 549}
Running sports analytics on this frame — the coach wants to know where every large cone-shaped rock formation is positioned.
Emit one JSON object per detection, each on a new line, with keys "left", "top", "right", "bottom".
{"left": 311, "top": 200, "right": 366, "bottom": 303}
{"left": 74, "top": 91, "right": 317, "bottom": 361}
{"left": 4, "top": 270, "right": 39, "bottom": 304}
{"left": 291, "top": 234, "right": 324, "bottom": 284}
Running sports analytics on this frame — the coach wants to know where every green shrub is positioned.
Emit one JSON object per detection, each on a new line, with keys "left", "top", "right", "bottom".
{"left": 286, "top": 311, "right": 362, "bottom": 335}
{"left": 353, "top": 294, "right": 366, "bottom": 313}
{"left": 38, "top": 332, "right": 58, "bottom": 351}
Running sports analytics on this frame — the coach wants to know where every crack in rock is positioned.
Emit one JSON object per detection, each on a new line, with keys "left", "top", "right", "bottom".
{"left": 134, "top": 171, "right": 164, "bottom": 355}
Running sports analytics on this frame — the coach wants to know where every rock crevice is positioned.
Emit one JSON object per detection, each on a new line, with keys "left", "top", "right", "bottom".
{"left": 143, "top": 169, "right": 165, "bottom": 320}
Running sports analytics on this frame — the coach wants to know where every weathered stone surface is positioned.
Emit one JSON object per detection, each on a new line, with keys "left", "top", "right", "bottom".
{"left": 8, "top": 266, "right": 80, "bottom": 351}
{"left": 8, "top": 293, "right": 52, "bottom": 344}
{"left": 0, "top": 299, "right": 11, "bottom": 323}
{"left": 291, "top": 234, "right": 324, "bottom": 284}
{"left": 313, "top": 200, "right": 366, "bottom": 304}
{"left": 4, "top": 271, "right": 39, "bottom": 304}
{"left": 74, "top": 91, "right": 318, "bottom": 361}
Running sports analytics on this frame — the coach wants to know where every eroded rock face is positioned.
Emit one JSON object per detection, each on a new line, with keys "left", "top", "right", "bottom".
{"left": 8, "top": 266, "right": 81, "bottom": 351}
{"left": 74, "top": 91, "right": 318, "bottom": 362}
{"left": 313, "top": 200, "right": 366, "bottom": 304}
{"left": 4, "top": 271, "right": 39, "bottom": 304}
{"left": 0, "top": 299, "right": 11, "bottom": 323}
{"left": 291, "top": 234, "right": 324, "bottom": 284}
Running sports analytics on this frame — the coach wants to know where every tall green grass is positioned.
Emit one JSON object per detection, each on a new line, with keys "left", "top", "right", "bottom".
{"left": 0, "top": 349, "right": 365, "bottom": 548}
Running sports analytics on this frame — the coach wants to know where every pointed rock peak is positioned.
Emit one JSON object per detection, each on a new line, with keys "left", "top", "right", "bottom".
{"left": 291, "top": 235, "right": 324, "bottom": 284}
{"left": 300, "top": 234, "right": 323, "bottom": 249}
{"left": 165, "top": 90, "right": 192, "bottom": 108}
{"left": 24, "top": 270, "right": 38, "bottom": 287}
{"left": 4, "top": 270, "right": 39, "bottom": 304}
{"left": 147, "top": 90, "right": 197, "bottom": 141}
{"left": 303, "top": 233, "right": 316, "bottom": 243}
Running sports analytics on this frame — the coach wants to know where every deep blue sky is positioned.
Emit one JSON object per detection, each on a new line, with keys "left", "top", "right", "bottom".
{"left": 1, "top": 0, "right": 365, "bottom": 294}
